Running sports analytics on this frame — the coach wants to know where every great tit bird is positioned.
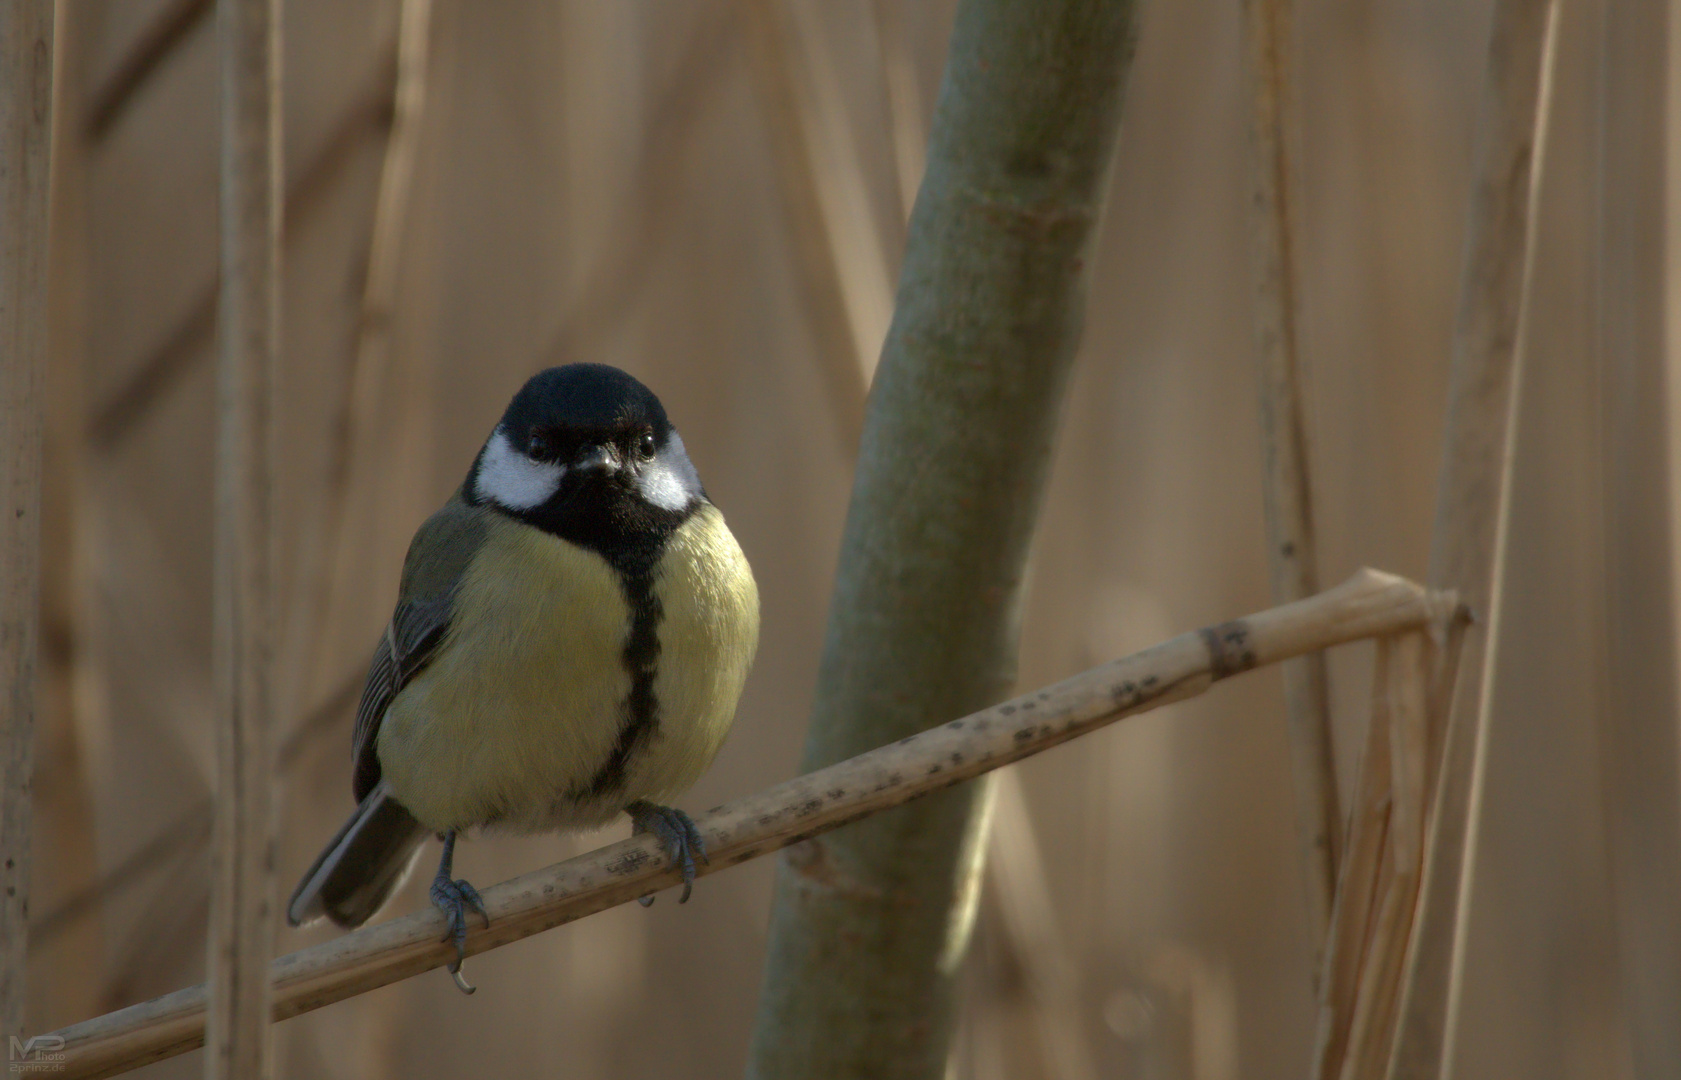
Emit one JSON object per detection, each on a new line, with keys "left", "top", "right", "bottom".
{"left": 287, "top": 364, "right": 759, "bottom": 991}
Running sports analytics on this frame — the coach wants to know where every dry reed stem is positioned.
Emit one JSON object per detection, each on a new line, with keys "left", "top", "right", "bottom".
{"left": 40, "top": 569, "right": 1458, "bottom": 1080}
{"left": 1388, "top": 0, "right": 1561, "bottom": 1074}
{"left": 1316, "top": 616, "right": 1466, "bottom": 1080}
{"left": 542, "top": 7, "right": 735, "bottom": 370}
{"left": 1340, "top": 868, "right": 1412, "bottom": 1080}
{"left": 87, "top": 74, "right": 393, "bottom": 455}
{"left": 35, "top": 20, "right": 110, "bottom": 1022}
{"left": 985, "top": 770, "right": 1099, "bottom": 1080}
{"left": 741, "top": 0, "right": 894, "bottom": 445}
{"left": 0, "top": 0, "right": 54, "bottom": 1037}
{"left": 778, "top": 0, "right": 897, "bottom": 379}
{"left": 1420, "top": 609, "right": 1468, "bottom": 814}
{"left": 207, "top": 0, "right": 281, "bottom": 1076}
{"left": 84, "top": 0, "right": 213, "bottom": 140}
{"left": 1593, "top": 0, "right": 1681, "bottom": 1067}
{"left": 1313, "top": 641, "right": 1395, "bottom": 1080}
{"left": 1384, "top": 636, "right": 1429, "bottom": 876}
{"left": 294, "top": 0, "right": 432, "bottom": 727}
{"left": 1241, "top": 0, "right": 1340, "bottom": 960}
{"left": 1340, "top": 634, "right": 1431, "bottom": 1080}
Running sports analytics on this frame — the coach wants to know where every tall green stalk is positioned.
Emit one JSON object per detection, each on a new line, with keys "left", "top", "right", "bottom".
{"left": 746, "top": 3, "right": 1139, "bottom": 1076}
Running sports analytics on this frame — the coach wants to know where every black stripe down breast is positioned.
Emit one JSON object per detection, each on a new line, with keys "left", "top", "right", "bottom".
{"left": 584, "top": 568, "right": 663, "bottom": 796}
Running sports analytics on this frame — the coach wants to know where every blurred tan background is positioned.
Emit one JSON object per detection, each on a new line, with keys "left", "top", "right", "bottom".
{"left": 25, "top": 0, "right": 1679, "bottom": 1077}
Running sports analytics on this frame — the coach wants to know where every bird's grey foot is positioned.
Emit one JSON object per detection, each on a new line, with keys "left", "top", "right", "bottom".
{"left": 627, "top": 800, "right": 708, "bottom": 906}
{"left": 430, "top": 830, "right": 489, "bottom": 994}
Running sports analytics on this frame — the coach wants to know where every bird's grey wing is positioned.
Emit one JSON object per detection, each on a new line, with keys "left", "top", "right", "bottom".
{"left": 350, "top": 593, "right": 453, "bottom": 803}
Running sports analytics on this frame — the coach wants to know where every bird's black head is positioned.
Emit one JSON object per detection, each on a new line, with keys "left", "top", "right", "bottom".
{"left": 465, "top": 364, "right": 706, "bottom": 575}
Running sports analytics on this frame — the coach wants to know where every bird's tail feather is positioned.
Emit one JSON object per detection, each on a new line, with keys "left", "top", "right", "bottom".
{"left": 287, "top": 779, "right": 428, "bottom": 929}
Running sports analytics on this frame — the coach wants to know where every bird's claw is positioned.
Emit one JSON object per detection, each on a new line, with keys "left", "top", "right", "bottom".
{"left": 628, "top": 801, "right": 708, "bottom": 906}
{"left": 430, "top": 875, "right": 489, "bottom": 994}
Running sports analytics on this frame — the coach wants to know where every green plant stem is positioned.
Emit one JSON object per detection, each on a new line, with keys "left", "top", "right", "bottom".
{"left": 745, "top": 3, "right": 1139, "bottom": 1077}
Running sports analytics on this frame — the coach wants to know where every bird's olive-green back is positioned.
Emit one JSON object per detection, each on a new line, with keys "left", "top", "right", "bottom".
{"left": 399, "top": 492, "right": 491, "bottom": 605}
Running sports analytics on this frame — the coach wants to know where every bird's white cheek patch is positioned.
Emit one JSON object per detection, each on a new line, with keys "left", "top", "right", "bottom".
{"left": 476, "top": 429, "right": 564, "bottom": 510}
{"left": 639, "top": 431, "right": 702, "bottom": 511}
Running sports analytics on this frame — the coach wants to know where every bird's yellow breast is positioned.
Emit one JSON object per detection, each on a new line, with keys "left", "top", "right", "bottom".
{"left": 376, "top": 503, "right": 758, "bottom": 833}
{"left": 640, "top": 503, "right": 760, "bottom": 801}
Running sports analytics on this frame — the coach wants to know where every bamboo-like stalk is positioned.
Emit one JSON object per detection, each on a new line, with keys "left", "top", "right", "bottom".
{"left": 206, "top": 1, "right": 280, "bottom": 1077}
{"left": 866, "top": 21, "right": 1102, "bottom": 1069}
{"left": 38, "top": 570, "right": 1458, "bottom": 1080}
{"left": 741, "top": 0, "right": 895, "bottom": 446}
{"left": 0, "top": 0, "right": 55, "bottom": 1039}
{"left": 1240, "top": 0, "right": 1340, "bottom": 959}
{"left": 854, "top": 17, "right": 1101, "bottom": 1071}
{"left": 1594, "top": 0, "right": 1681, "bottom": 1068}
{"left": 874, "top": 15, "right": 1092, "bottom": 1071}
{"left": 747, "top": 3, "right": 1140, "bottom": 1074}
{"left": 1385, "top": 0, "right": 1561, "bottom": 1075}
{"left": 36, "top": 1, "right": 107, "bottom": 1027}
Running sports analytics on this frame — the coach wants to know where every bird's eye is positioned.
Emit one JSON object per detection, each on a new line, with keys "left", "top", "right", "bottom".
{"left": 637, "top": 432, "right": 657, "bottom": 460}
{"left": 527, "top": 433, "right": 551, "bottom": 460}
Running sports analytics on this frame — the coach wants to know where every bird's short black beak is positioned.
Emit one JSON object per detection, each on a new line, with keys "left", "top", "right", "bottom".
{"left": 574, "top": 444, "right": 618, "bottom": 475}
